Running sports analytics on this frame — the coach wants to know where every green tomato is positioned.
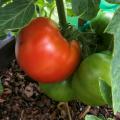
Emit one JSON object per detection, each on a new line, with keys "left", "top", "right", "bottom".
{"left": 91, "top": 10, "right": 114, "bottom": 34}
{"left": 72, "top": 52, "right": 112, "bottom": 106}
{"left": 39, "top": 79, "right": 74, "bottom": 102}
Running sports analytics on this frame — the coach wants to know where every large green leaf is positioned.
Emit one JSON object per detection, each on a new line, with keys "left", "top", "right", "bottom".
{"left": 85, "top": 115, "right": 103, "bottom": 120}
{"left": 0, "top": 0, "right": 11, "bottom": 6}
{"left": 36, "top": 0, "right": 58, "bottom": 22}
{"left": 0, "top": 30, "right": 6, "bottom": 37}
{"left": 0, "top": 0, "right": 35, "bottom": 33}
{"left": 72, "top": 0, "right": 100, "bottom": 20}
{"left": 105, "top": 0, "right": 120, "bottom": 4}
{"left": 105, "top": 7, "right": 120, "bottom": 113}
{"left": 99, "top": 80, "right": 112, "bottom": 106}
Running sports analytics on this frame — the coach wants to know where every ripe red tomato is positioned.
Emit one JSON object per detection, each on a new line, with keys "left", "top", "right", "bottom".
{"left": 15, "top": 17, "right": 80, "bottom": 83}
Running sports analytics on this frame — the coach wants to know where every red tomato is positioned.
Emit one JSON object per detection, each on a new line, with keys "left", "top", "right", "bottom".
{"left": 15, "top": 17, "right": 80, "bottom": 83}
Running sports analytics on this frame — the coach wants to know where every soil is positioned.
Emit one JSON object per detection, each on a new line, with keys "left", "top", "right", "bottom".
{"left": 0, "top": 60, "right": 118, "bottom": 120}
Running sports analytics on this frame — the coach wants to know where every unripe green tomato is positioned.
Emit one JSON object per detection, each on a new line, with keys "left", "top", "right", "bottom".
{"left": 72, "top": 52, "right": 112, "bottom": 106}
{"left": 39, "top": 80, "right": 74, "bottom": 102}
{"left": 91, "top": 10, "right": 114, "bottom": 34}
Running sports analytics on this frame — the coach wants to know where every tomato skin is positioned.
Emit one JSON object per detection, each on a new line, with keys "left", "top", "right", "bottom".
{"left": 72, "top": 52, "right": 112, "bottom": 106}
{"left": 39, "top": 79, "right": 74, "bottom": 102}
{"left": 15, "top": 17, "right": 80, "bottom": 83}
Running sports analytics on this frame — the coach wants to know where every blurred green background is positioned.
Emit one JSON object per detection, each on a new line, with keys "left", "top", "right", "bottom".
{"left": 67, "top": 0, "right": 119, "bottom": 29}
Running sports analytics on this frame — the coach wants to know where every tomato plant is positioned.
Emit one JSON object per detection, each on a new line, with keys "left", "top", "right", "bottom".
{"left": 72, "top": 52, "right": 112, "bottom": 105}
{"left": 90, "top": 10, "right": 114, "bottom": 50}
{"left": 39, "top": 52, "right": 112, "bottom": 105}
{"left": 1, "top": 0, "right": 120, "bottom": 119}
{"left": 15, "top": 17, "right": 81, "bottom": 83}
{"left": 91, "top": 10, "right": 114, "bottom": 34}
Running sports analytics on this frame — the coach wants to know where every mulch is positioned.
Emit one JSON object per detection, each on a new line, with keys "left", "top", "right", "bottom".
{"left": 0, "top": 60, "right": 117, "bottom": 120}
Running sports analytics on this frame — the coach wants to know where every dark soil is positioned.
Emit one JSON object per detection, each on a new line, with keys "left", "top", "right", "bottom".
{"left": 0, "top": 60, "right": 116, "bottom": 120}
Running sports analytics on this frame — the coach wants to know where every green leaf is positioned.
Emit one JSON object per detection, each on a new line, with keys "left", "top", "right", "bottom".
{"left": 105, "top": 7, "right": 120, "bottom": 114}
{"left": 65, "top": 0, "right": 75, "bottom": 16}
{"left": 0, "top": 0, "right": 11, "bottom": 6}
{"left": 107, "top": 118, "right": 113, "bottom": 120}
{"left": 98, "top": 114, "right": 106, "bottom": 120}
{"left": 72, "top": 0, "right": 100, "bottom": 20}
{"left": 99, "top": 80, "right": 112, "bottom": 106}
{"left": 0, "top": 79, "right": 3, "bottom": 95}
{"left": 85, "top": 115, "right": 103, "bottom": 120}
{"left": 66, "top": 0, "right": 72, "bottom": 2}
{"left": 36, "top": 0, "right": 57, "bottom": 20}
{"left": 46, "top": 0, "right": 53, "bottom": 3}
{"left": 36, "top": 0, "right": 44, "bottom": 5}
{"left": 67, "top": 8, "right": 76, "bottom": 16}
{"left": 0, "top": 0, "right": 35, "bottom": 32}
{"left": 0, "top": 34, "right": 6, "bottom": 40}
{"left": 105, "top": 0, "right": 120, "bottom": 4}
{"left": 0, "top": 31, "right": 6, "bottom": 37}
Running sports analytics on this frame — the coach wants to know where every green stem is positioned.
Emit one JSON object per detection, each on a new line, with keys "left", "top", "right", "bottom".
{"left": 55, "top": 0, "right": 67, "bottom": 27}
{"left": 49, "top": 6, "right": 55, "bottom": 18}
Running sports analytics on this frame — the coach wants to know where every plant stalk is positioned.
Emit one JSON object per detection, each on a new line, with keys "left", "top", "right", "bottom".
{"left": 55, "top": 0, "right": 67, "bottom": 27}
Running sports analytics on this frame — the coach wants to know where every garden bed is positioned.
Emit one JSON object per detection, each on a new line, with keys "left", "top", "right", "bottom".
{"left": 0, "top": 60, "right": 116, "bottom": 120}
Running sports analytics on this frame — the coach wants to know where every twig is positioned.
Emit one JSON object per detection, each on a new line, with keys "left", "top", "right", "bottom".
{"left": 20, "top": 110, "right": 24, "bottom": 120}
{"left": 57, "top": 102, "right": 72, "bottom": 120}
{"left": 65, "top": 102, "right": 72, "bottom": 120}
{"left": 79, "top": 105, "right": 91, "bottom": 119}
